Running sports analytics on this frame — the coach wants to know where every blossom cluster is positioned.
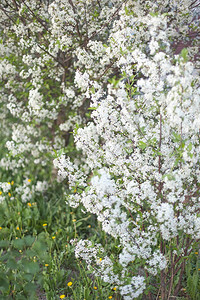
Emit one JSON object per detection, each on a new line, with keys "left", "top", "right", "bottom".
{"left": 54, "top": 1, "right": 200, "bottom": 298}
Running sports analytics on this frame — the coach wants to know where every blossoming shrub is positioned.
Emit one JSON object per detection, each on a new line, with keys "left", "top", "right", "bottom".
{"left": 54, "top": 1, "right": 200, "bottom": 299}
{"left": 0, "top": 0, "right": 200, "bottom": 299}
{"left": 0, "top": 0, "right": 121, "bottom": 176}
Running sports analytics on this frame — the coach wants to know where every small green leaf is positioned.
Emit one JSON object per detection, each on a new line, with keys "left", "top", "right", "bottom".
{"left": 187, "top": 142, "right": 192, "bottom": 152}
{"left": 0, "top": 240, "right": 9, "bottom": 248}
{"left": 88, "top": 107, "right": 97, "bottom": 110}
{"left": 138, "top": 141, "right": 147, "bottom": 150}
{"left": 0, "top": 276, "right": 9, "bottom": 292}
{"left": 24, "top": 235, "right": 35, "bottom": 247}
{"left": 22, "top": 260, "right": 40, "bottom": 274}
{"left": 6, "top": 257, "right": 18, "bottom": 270}
{"left": 180, "top": 48, "right": 188, "bottom": 62}
{"left": 12, "top": 238, "right": 25, "bottom": 250}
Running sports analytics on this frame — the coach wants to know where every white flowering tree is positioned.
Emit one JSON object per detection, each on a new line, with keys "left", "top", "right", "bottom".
{"left": 0, "top": 0, "right": 124, "bottom": 202}
{"left": 54, "top": 1, "right": 200, "bottom": 299}
{"left": 0, "top": 0, "right": 122, "bottom": 176}
{"left": 0, "top": 0, "right": 200, "bottom": 298}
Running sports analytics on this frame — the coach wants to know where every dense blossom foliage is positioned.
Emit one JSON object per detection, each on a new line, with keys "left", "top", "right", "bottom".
{"left": 0, "top": 0, "right": 200, "bottom": 299}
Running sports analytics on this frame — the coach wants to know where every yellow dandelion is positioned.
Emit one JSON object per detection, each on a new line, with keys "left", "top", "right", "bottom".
{"left": 108, "top": 297, "right": 112, "bottom": 299}
{"left": 28, "top": 179, "right": 31, "bottom": 182}
{"left": 195, "top": 252, "right": 199, "bottom": 255}
{"left": 74, "top": 188, "right": 77, "bottom": 193}
{"left": 28, "top": 203, "right": 32, "bottom": 207}
{"left": 67, "top": 281, "right": 73, "bottom": 287}
{"left": 16, "top": 227, "right": 20, "bottom": 230}
{"left": 72, "top": 219, "right": 76, "bottom": 222}
{"left": 16, "top": 237, "right": 18, "bottom": 239}
{"left": 0, "top": 191, "right": 2, "bottom": 195}
{"left": 88, "top": 225, "right": 91, "bottom": 228}
{"left": 198, "top": 269, "right": 200, "bottom": 271}
{"left": 52, "top": 236, "right": 56, "bottom": 239}
{"left": 11, "top": 181, "right": 14, "bottom": 185}
{"left": 94, "top": 286, "right": 97, "bottom": 290}
{"left": 60, "top": 295, "right": 65, "bottom": 299}
{"left": 19, "top": 250, "right": 22, "bottom": 253}
{"left": 8, "top": 182, "right": 11, "bottom": 185}
{"left": 8, "top": 192, "right": 11, "bottom": 197}
{"left": 0, "top": 227, "right": 2, "bottom": 230}
{"left": 99, "top": 258, "right": 102, "bottom": 262}
{"left": 43, "top": 224, "right": 47, "bottom": 227}
{"left": 112, "top": 287, "right": 117, "bottom": 291}
{"left": 45, "top": 264, "right": 49, "bottom": 267}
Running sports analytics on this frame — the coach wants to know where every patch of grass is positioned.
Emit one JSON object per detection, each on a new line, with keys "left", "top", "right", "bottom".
{"left": 0, "top": 179, "right": 121, "bottom": 299}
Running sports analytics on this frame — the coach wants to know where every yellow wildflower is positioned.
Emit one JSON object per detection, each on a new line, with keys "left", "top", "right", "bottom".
{"left": 67, "top": 282, "right": 73, "bottom": 287}
{"left": 0, "top": 191, "right": 2, "bottom": 195}
{"left": 11, "top": 181, "right": 14, "bottom": 185}
{"left": 16, "top": 227, "right": 20, "bottom": 230}
{"left": 108, "top": 297, "right": 112, "bottom": 299}
{"left": 72, "top": 219, "right": 76, "bottom": 222}
{"left": 28, "top": 179, "right": 31, "bottom": 182}
{"left": 43, "top": 224, "right": 47, "bottom": 227}
{"left": 94, "top": 286, "right": 97, "bottom": 290}
{"left": 52, "top": 236, "right": 56, "bottom": 239}
{"left": 28, "top": 203, "right": 32, "bottom": 207}
{"left": 45, "top": 264, "right": 49, "bottom": 267}
{"left": 60, "top": 295, "right": 65, "bottom": 299}
{"left": 8, "top": 192, "right": 11, "bottom": 197}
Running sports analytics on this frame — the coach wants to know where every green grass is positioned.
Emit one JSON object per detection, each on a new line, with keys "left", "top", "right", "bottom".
{"left": 0, "top": 179, "right": 121, "bottom": 300}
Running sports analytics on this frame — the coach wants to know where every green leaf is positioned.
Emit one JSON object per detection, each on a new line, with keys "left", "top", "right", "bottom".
{"left": 12, "top": 238, "right": 25, "bottom": 250}
{"left": 76, "top": 221, "right": 82, "bottom": 228}
{"left": 6, "top": 257, "right": 18, "bottom": 270}
{"left": 138, "top": 141, "right": 147, "bottom": 150}
{"left": 0, "top": 240, "right": 9, "bottom": 248}
{"left": 22, "top": 260, "right": 40, "bottom": 274}
{"left": 187, "top": 142, "right": 192, "bottom": 152}
{"left": 24, "top": 235, "right": 35, "bottom": 247}
{"left": 180, "top": 48, "right": 188, "bottom": 62}
{"left": 16, "top": 295, "right": 27, "bottom": 300}
{"left": 88, "top": 107, "right": 97, "bottom": 110}
{"left": 24, "top": 282, "right": 37, "bottom": 294}
{"left": 23, "top": 273, "right": 34, "bottom": 281}
{"left": 0, "top": 275, "right": 9, "bottom": 292}
{"left": 25, "top": 249, "right": 37, "bottom": 258}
